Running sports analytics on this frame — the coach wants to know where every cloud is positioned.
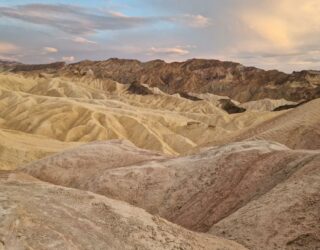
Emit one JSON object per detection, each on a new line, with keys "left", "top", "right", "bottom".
{"left": 108, "top": 11, "right": 127, "bottom": 18}
{"left": 238, "top": 0, "right": 320, "bottom": 52}
{"left": 203, "top": 0, "right": 319, "bottom": 71}
{"left": 0, "top": 1, "right": 319, "bottom": 72}
{"left": 172, "top": 14, "right": 211, "bottom": 28}
{"left": 0, "top": 4, "right": 212, "bottom": 36}
{"left": 0, "top": 42, "right": 18, "bottom": 53}
{"left": 72, "top": 37, "right": 97, "bottom": 45}
{"left": 147, "top": 46, "right": 190, "bottom": 56}
{"left": 62, "top": 56, "right": 75, "bottom": 62}
{"left": 0, "top": 55, "right": 18, "bottom": 61}
{"left": 0, "top": 4, "right": 156, "bottom": 34}
{"left": 43, "top": 47, "right": 58, "bottom": 53}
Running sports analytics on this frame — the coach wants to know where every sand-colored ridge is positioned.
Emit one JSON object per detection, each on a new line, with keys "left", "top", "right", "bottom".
{"left": 240, "top": 98, "right": 298, "bottom": 112}
{"left": 207, "top": 98, "right": 320, "bottom": 150}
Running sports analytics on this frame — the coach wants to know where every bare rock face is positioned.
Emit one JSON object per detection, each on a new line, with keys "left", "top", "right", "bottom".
{"left": 218, "top": 99, "right": 246, "bottom": 114}
{"left": 0, "top": 171, "right": 246, "bottom": 250}
{"left": 21, "top": 140, "right": 320, "bottom": 250}
{"left": 127, "top": 81, "right": 154, "bottom": 95}
{"left": 63, "top": 58, "right": 320, "bottom": 102}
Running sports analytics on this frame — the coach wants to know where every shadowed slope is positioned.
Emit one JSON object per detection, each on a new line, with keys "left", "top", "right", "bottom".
{"left": 210, "top": 153, "right": 320, "bottom": 250}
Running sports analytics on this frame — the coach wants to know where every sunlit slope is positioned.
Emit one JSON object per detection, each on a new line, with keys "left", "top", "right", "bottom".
{"left": 0, "top": 128, "right": 79, "bottom": 170}
{"left": 202, "top": 98, "right": 320, "bottom": 150}
{"left": 3, "top": 72, "right": 318, "bottom": 169}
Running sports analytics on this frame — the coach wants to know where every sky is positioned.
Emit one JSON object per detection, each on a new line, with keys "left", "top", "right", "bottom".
{"left": 0, "top": 0, "right": 320, "bottom": 72}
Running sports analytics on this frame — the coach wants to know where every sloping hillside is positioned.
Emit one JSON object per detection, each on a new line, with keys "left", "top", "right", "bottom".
{"left": 21, "top": 140, "right": 320, "bottom": 250}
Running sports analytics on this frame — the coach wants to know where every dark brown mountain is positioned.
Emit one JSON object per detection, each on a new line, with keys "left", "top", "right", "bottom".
{"left": 12, "top": 61, "right": 66, "bottom": 72}
{"left": 0, "top": 59, "right": 22, "bottom": 72}
{"left": 61, "top": 58, "right": 320, "bottom": 102}
{"left": 12, "top": 58, "right": 320, "bottom": 102}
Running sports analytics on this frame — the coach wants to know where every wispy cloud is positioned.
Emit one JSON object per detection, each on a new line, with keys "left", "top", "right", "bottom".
{"left": 43, "top": 47, "right": 58, "bottom": 53}
{"left": 237, "top": 0, "right": 320, "bottom": 53}
{"left": 0, "top": 4, "right": 212, "bottom": 35}
{"left": 148, "top": 46, "right": 190, "bottom": 56}
{"left": 0, "top": 42, "right": 18, "bottom": 53}
{"left": 170, "top": 14, "right": 211, "bottom": 28}
{"left": 0, "top": 4, "right": 155, "bottom": 34}
{"left": 72, "top": 37, "right": 97, "bottom": 45}
{"left": 62, "top": 56, "right": 75, "bottom": 62}
{"left": 0, "top": 42, "right": 20, "bottom": 62}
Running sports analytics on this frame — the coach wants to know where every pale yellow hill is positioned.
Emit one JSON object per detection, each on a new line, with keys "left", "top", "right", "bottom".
{"left": 240, "top": 98, "right": 297, "bottom": 112}
{"left": 0, "top": 72, "right": 288, "bottom": 170}
{"left": 3, "top": 72, "right": 319, "bottom": 170}
{"left": 0, "top": 128, "right": 79, "bottom": 170}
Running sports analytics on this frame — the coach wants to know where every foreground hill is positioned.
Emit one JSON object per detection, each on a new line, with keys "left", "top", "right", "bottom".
{"left": 0, "top": 171, "right": 245, "bottom": 250}
{"left": 21, "top": 140, "right": 320, "bottom": 249}
{"left": 210, "top": 154, "right": 320, "bottom": 250}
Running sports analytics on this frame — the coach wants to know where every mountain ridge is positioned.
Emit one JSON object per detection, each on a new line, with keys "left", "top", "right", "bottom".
{"left": 9, "top": 58, "right": 320, "bottom": 102}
